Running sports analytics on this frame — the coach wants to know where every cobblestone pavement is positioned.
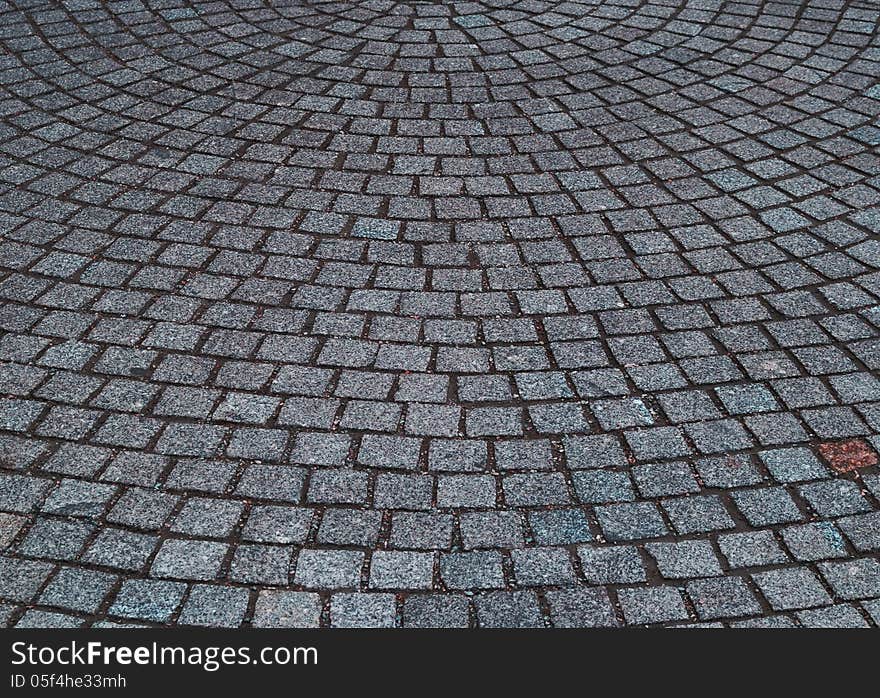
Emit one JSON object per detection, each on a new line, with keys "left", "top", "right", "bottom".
{"left": 0, "top": 0, "right": 879, "bottom": 628}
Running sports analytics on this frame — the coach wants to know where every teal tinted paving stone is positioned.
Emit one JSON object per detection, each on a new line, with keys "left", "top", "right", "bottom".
{"left": 3, "top": 0, "right": 880, "bottom": 627}
{"left": 716, "top": 385, "right": 779, "bottom": 414}
{"left": 529, "top": 509, "right": 592, "bottom": 546}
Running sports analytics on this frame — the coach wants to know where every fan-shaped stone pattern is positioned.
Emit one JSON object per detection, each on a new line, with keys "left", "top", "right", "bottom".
{"left": 0, "top": 0, "right": 879, "bottom": 628}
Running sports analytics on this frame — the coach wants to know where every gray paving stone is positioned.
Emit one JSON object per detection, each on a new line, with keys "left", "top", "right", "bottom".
{"left": 178, "top": 585, "right": 250, "bottom": 628}
{"left": 330, "top": 593, "right": 396, "bottom": 628}
{"left": 1, "top": 0, "right": 878, "bottom": 628}
{"left": 646, "top": 541, "right": 723, "bottom": 579}
{"left": 83, "top": 529, "right": 159, "bottom": 572}
{"left": 752, "top": 568, "right": 833, "bottom": 611}
{"left": 109, "top": 580, "right": 187, "bottom": 623}
{"left": 369, "top": 551, "right": 434, "bottom": 590}
{"left": 39, "top": 568, "right": 116, "bottom": 614}
{"left": 252, "top": 591, "right": 322, "bottom": 628}
{"left": 818, "top": 559, "right": 880, "bottom": 601}
{"left": 686, "top": 577, "right": 763, "bottom": 620}
{"left": 475, "top": 591, "right": 544, "bottom": 628}
{"left": 595, "top": 502, "right": 669, "bottom": 542}
{"left": 796, "top": 604, "right": 870, "bottom": 628}
{"left": 578, "top": 544, "right": 647, "bottom": 584}
{"left": 0, "top": 556, "right": 54, "bottom": 603}
{"left": 529, "top": 509, "right": 592, "bottom": 546}
{"left": 718, "top": 530, "right": 788, "bottom": 569}
{"left": 838, "top": 512, "right": 880, "bottom": 553}
{"left": 781, "top": 522, "right": 849, "bottom": 562}
{"left": 546, "top": 588, "right": 619, "bottom": 628}
{"left": 229, "top": 545, "right": 291, "bottom": 585}
{"left": 403, "top": 595, "right": 470, "bottom": 628}
{"left": 439, "top": 552, "right": 505, "bottom": 590}
{"left": 618, "top": 587, "right": 690, "bottom": 626}
{"left": 150, "top": 539, "right": 228, "bottom": 581}
{"left": 294, "top": 549, "right": 364, "bottom": 589}
{"left": 512, "top": 547, "right": 576, "bottom": 587}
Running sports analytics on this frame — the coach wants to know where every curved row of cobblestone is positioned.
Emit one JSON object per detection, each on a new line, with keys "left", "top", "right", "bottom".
{"left": 0, "top": 0, "right": 879, "bottom": 627}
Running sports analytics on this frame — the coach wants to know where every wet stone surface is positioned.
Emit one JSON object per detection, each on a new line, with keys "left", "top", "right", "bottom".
{"left": 0, "top": 0, "right": 879, "bottom": 627}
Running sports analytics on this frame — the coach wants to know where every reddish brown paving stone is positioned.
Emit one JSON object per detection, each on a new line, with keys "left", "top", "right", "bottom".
{"left": 818, "top": 440, "right": 879, "bottom": 474}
